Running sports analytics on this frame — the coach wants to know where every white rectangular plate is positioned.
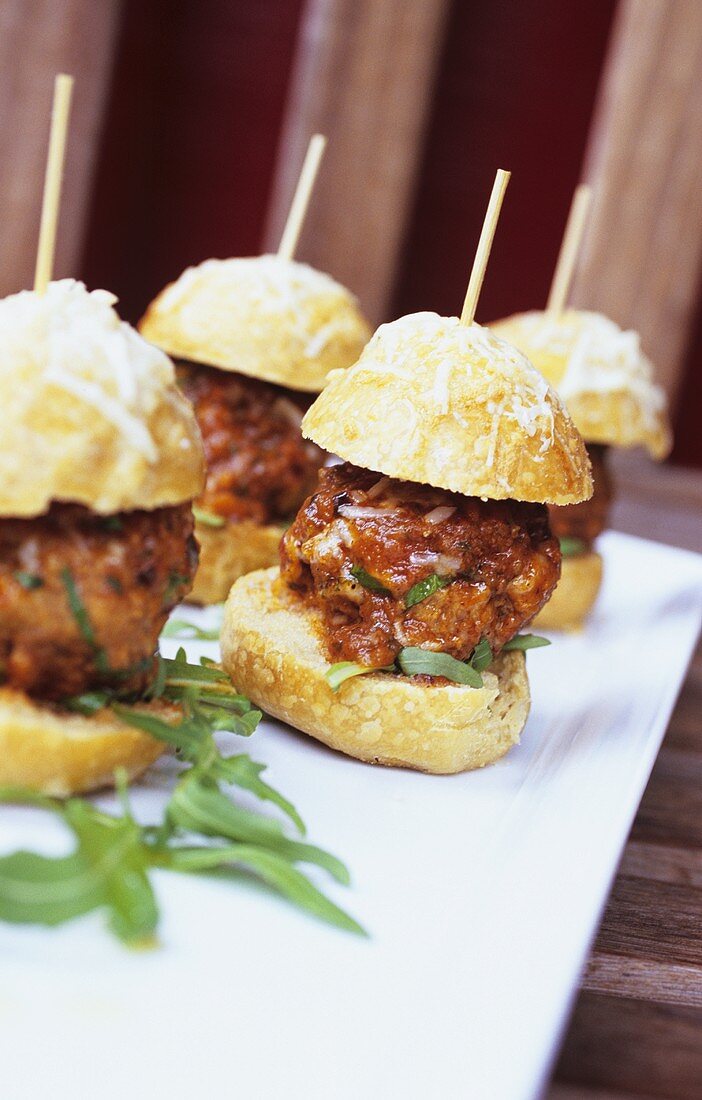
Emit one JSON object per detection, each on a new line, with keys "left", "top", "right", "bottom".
{"left": 2, "top": 531, "right": 701, "bottom": 1100}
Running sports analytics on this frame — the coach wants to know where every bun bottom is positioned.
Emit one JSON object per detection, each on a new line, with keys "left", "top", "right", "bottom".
{"left": 189, "top": 519, "right": 284, "bottom": 605}
{"left": 532, "top": 550, "right": 603, "bottom": 630}
{"left": 221, "top": 568, "right": 531, "bottom": 775}
{"left": 0, "top": 687, "right": 170, "bottom": 796}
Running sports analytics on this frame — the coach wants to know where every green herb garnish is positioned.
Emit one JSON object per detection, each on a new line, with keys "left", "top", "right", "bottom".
{"left": 100, "top": 516, "right": 124, "bottom": 533}
{"left": 559, "top": 537, "right": 588, "bottom": 558}
{"left": 61, "top": 567, "right": 109, "bottom": 673}
{"left": 502, "top": 634, "right": 550, "bottom": 652}
{"left": 105, "top": 575, "right": 123, "bottom": 595}
{"left": 0, "top": 650, "right": 364, "bottom": 942}
{"left": 469, "top": 638, "right": 493, "bottom": 672}
{"left": 324, "top": 661, "right": 394, "bottom": 692}
{"left": 14, "top": 571, "right": 44, "bottom": 590}
{"left": 397, "top": 647, "right": 484, "bottom": 687}
{"left": 163, "top": 571, "right": 191, "bottom": 606}
{"left": 161, "top": 611, "right": 222, "bottom": 642}
{"left": 404, "top": 573, "right": 452, "bottom": 608}
{"left": 193, "top": 507, "right": 226, "bottom": 528}
{"left": 350, "top": 565, "right": 391, "bottom": 595}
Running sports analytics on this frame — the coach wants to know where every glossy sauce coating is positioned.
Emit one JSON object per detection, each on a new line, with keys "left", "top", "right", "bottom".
{"left": 178, "top": 362, "right": 324, "bottom": 525}
{"left": 0, "top": 503, "right": 197, "bottom": 700}
{"left": 549, "top": 444, "right": 612, "bottom": 546}
{"left": 281, "top": 463, "right": 561, "bottom": 668}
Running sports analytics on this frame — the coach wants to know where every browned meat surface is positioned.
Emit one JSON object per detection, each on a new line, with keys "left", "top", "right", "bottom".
{"left": 0, "top": 503, "right": 197, "bottom": 701}
{"left": 178, "top": 362, "right": 324, "bottom": 525}
{"left": 281, "top": 463, "right": 561, "bottom": 668}
{"left": 549, "top": 444, "right": 612, "bottom": 546}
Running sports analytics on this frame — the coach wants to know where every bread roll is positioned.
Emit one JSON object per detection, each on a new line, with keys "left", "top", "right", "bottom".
{"left": 188, "top": 518, "right": 284, "bottom": 605}
{"left": 0, "top": 280, "right": 204, "bottom": 518}
{"left": 491, "top": 310, "right": 671, "bottom": 458}
{"left": 302, "top": 312, "right": 593, "bottom": 505}
{"left": 139, "top": 255, "right": 372, "bottom": 393}
{"left": 220, "top": 568, "right": 531, "bottom": 775}
{"left": 532, "top": 550, "right": 603, "bottom": 630}
{"left": 0, "top": 687, "right": 175, "bottom": 796}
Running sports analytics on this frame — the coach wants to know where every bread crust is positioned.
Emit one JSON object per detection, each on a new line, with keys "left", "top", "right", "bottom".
{"left": 139, "top": 255, "right": 372, "bottom": 393}
{"left": 189, "top": 519, "right": 284, "bottom": 605}
{"left": 0, "top": 687, "right": 172, "bottom": 796}
{"left": 221, "top": 568, "right": 531, "bottom": 774}
{"left": 532, "top": 550, "right": 603, "bottom": 630}
{"left": 0, "top": 281, "right": 204, "bottom": 517}
{"left": 302, "top": 312, "right": 592, "bottom": 505}
{"left": 491, "top": 310, "right": 671, "bottom": 459}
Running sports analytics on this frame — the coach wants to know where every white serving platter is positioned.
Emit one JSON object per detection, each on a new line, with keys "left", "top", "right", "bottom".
{"left": 1, "top": 530, "right": 701, "bottom": 1100}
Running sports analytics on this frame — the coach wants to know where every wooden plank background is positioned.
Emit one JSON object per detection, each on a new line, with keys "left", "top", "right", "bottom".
{"left": 0, "top": 0, "right": 122, "bottom": 297}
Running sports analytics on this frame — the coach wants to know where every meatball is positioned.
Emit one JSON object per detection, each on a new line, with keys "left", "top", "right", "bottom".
{"left": 280, "top": 463, "right": 561, "bottom": 668}
{"left": 0, "top": 503, "right": 197, "bottom": 701}
{"left": 549, "top": 444, "right": 612, "bottom": 546}
{"left": 178, "top": 362, "right": 325, "bottom": 525}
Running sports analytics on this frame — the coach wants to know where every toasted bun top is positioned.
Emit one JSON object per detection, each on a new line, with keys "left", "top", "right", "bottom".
{"left": 138, "top": 254, "right": 372, "bottom": 392}
{"left": 0, "top": 280, "right": 204, "bottom": 517}
{"left": 302, "top": 312, "right": 593, "bottom": 505}
{"left": 490, "top": 310, "right": 671, "bottom": 458}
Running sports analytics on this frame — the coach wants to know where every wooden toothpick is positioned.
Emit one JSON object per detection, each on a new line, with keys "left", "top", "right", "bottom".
{"left": 546, "top": 183, "right": 592, "bottom": 315}
{"left": 277, "top": 133, "right": 327, "bottom": 262}
{"left": 34, "top": 73, "right": 74, "bottom": 295}
{"left": 460, "top": 169, "right": 511, "bottom": 327}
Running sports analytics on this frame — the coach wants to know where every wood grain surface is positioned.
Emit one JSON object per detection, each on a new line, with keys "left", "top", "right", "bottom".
{"left": 263, "top": 0, "right": 451, "bottom": 323}
{"left": 0, "top": 0, "right": 122, "bottom": 297}
{"left": 548, "top": 455, "right": 702, "bottom": 1099}
{"left": 571, "top": 0, "right": 702, "bottom": 411}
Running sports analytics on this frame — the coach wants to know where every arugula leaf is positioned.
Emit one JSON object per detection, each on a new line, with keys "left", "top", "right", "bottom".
{"left": 166, "top": 773, "right": 349, "bottom": 883}
{"left": 559, "top": 537, "right": 588, "bottom": 558}
{"left": 469, "top": 638, "right": 493, "bottom": 672}
{"left": 0, "top": 649, "right": 363, "bottom": 942}
{"left": 14, "top": 571, "right": 44, "bottom": 590}
{"left": 502, "top": 634, "right": 550, "bottom": 652}
{"left": 324, "top": 661, "right": 395, "bottom": 692}
{"left": 350, "top": 565, "right": 391, "bottom": 595}
{"left": 154, "top": 845, "right": 365, "bottom": 935}
{"left": 61, "top": 567, "right": 110, "bottom": 674}
{"left": 397, "top": 647, "right": 484, "bottom": 687}
{"left": 193, "top": 507, "right": 226, "bottom": 528}
{"left": 161, "top": 620, "right": 220, "bottom": 641}
{"left": 215, "top": 755, "right": 306, "bottom": 835}
{"left": 0, "top": 799, "right": 157, "bottom": 944}
{"left": 404, "top": 573, "right": 452, "bottom": 609}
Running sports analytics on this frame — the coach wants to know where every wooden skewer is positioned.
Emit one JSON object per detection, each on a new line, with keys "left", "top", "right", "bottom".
{"left": 460, "top": 169, "right": 511, "bottom": 327}
{"left": 277, "top": 133, "right": 327, "bottom": 262}
{"left": 546, "top": 183, "right": 592, "bottom": 315}
{"left": 34, "top": 73, "right": 74, "bottom": 295}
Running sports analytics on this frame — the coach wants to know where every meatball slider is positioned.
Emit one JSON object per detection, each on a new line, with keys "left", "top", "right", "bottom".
{"left": 0, "top": 280, "right": 204, "bottom": 794}
{"left": 140, "top": 254, "right": 371, "bottom": 604}
{"left": 491, "top": 308, "right": 671, "bottom": 628}
{"left": 221, "top": 310, "right": 592, "bottom": 774}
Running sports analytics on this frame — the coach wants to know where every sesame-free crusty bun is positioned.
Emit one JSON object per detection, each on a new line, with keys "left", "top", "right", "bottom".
{"left": 491, "top": 310, "right": 671, "bottom": 459}
{"left": 188, "top": 519, "right": 284, "bottom": 605}
{"left": 532, "top": 550, "right": 603, "bottom": 631}
{"left": 221, "top": 568, "right": 531, "bottom": 774}
{"left": 0, "top": 687, "right": 175, "bottom": 796}
{"left": 302, "top": 312, "right": 593, "bottom": 505}
{"left": 0, "top": 280, "right": 204, "bottom": 518}
{"left": 139, "top": 255, "right": 372, "bottom": 393}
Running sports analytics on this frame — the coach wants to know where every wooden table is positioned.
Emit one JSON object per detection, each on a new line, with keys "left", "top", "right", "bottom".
{"left": 548, "top": 455, "right": 702, "bottom": 1099}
